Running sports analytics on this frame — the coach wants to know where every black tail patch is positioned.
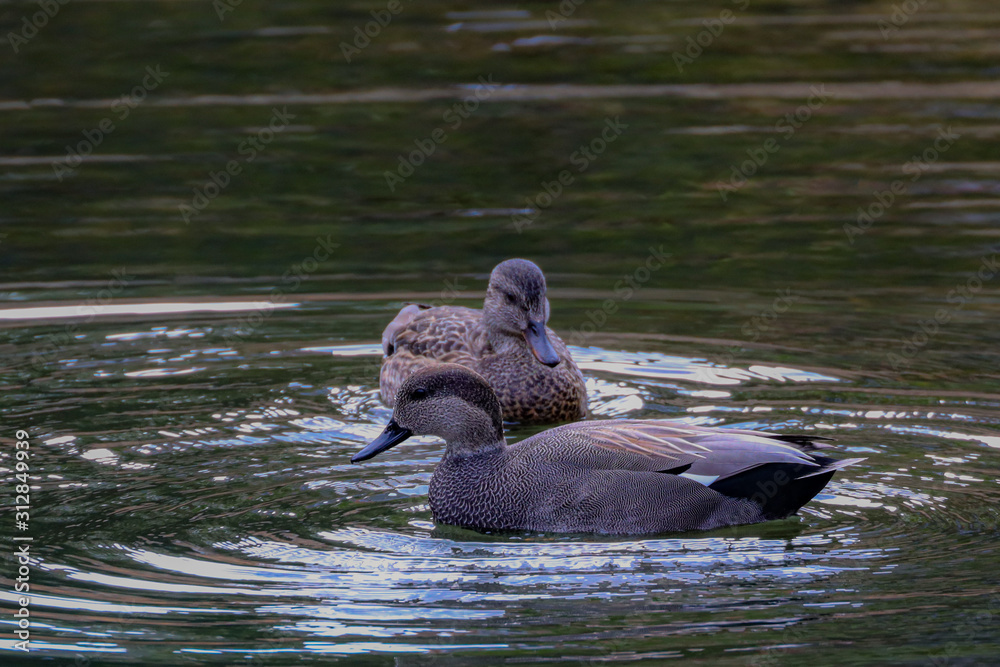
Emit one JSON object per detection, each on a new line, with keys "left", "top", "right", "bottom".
{"left": 708, "top": 458, "right": 839, "bottom": 520}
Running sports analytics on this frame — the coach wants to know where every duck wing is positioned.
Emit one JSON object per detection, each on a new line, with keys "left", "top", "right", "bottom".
{"left": 382, "top": 304, "right": 427, "bottom": 356}
{"left": 383, "top": 305, "right": 489, "bottom": 361}
{"left": 517, "top": 419, "right": 862, "bottom": 486}
{"left": 515, "top": 419, "right": 864, "bottom": 520}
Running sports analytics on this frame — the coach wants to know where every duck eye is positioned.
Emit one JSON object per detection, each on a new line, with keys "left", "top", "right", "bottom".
{"left": 411, "top": 387, "right": 428, "bottom": 400}
{"left": 504, "top": 293, "right": 517, "bottom": 305}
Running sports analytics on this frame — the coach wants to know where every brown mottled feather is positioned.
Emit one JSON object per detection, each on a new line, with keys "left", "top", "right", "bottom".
{"left": 388, "top": 306, "right": 488, "bottom": 361}
{"left": 380, "top": 307, "right": 586, "bottom": 424}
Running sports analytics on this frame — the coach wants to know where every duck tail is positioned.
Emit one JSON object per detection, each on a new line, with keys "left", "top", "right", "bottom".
{"left": 709, "top": 456, "right": 865, "bottom": 520}
{"left": 796, "top": 456, "right": 867, "bottom": 479}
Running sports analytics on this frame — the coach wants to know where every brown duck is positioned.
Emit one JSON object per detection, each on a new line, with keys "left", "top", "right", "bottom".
{"left": 379, "top": 259, "right": 587, "bottom": 424}
{"left": 354, "top": 365, "right": 865, "bottom": 535}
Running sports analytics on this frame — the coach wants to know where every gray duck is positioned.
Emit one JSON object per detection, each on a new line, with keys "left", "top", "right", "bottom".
{"left": 354, "top": 364, "right": 864, "bottom": 535}
{"left": 379, "top": 258, "right": 586, "bottom": 424}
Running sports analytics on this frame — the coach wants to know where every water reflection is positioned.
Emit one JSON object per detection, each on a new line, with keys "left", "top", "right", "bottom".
{"left": 10, "top": 308, "right": 994, "bottom": 662}
{"left": 0, "top": 301, "right": 296, "bottom": 321}
{"left": 4, "top": 0, "right": 1000, "bottom": 661}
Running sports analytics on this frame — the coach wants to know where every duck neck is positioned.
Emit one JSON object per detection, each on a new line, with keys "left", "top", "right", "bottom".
{"left": 486, "top": 328, "right": 531, "bottom": 359}
{"left": 442, "top": 419, "right": 505, "bottom": 461}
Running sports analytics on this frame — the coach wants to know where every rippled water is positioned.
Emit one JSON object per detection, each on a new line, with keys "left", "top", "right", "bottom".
{"left": 3, "top": 299, "right": 999, "bottom": 663}
{"left": 3, "top": 0, "right": 1000, "bottom": 664}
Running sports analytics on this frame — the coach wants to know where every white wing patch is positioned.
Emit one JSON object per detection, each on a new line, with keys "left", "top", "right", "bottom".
{"left": 680, "top": 473, "right": 720, "bottom": 486}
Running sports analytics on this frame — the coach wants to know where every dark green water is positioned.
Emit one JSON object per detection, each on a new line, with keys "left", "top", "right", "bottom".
{"left": 2, "top": 0, "right": 1000, "bottom": 664}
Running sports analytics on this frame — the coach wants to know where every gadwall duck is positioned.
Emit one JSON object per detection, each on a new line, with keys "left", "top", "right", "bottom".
{"left": 379, "top": 259, "right": 586, "bottom": 424}
{"left": 353, "top": 365, "right": 864, "bottom": 535}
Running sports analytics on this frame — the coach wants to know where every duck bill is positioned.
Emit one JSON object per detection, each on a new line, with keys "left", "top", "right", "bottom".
{"left": 352, "top": 420, "right": 413, "bottom": 463}
{"left": 522, "top": 320, "right": 560, "bottom": 367}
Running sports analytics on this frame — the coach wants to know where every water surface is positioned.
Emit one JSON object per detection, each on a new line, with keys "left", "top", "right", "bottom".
{"left": 2, "top": 0, "right": 1000, "bottom": 664}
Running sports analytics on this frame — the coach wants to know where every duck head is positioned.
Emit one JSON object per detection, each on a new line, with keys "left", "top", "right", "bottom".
{"left": 352, "top": 364, "right": 505, "bottom": 463}
{"left": 481, "top": 258, "right": 560, "bottom": 367}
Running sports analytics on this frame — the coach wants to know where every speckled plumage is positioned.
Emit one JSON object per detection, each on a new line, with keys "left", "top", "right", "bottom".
{"left": 355, "top": 365, "right": 865, "bottom": 535}
{"left": 379, "top": 260, "right": 587, "bottom": 424}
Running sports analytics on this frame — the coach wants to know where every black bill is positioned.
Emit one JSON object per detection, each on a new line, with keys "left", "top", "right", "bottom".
{"left": 351, "top": 420, "right": 413, "bottom": 463}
